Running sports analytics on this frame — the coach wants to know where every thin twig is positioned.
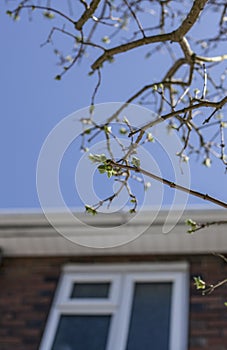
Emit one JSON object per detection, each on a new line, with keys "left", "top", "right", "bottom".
{"left": 129, "top": 96, "right": 227, "bottom": 136}
{"left": 109, "top": 160, "right": 227, "bottom": 209}
{"left": 201, "top": 64, "right": 207, "bottom": 99}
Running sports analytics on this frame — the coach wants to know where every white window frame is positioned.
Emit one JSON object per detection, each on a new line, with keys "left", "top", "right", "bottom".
{"left": 39, "top": 263, "right": 189, "bottom": 350}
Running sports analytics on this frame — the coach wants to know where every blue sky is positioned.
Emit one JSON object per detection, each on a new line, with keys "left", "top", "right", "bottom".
{"left": 1, "top": 4, "right": 227, "bottom": 211}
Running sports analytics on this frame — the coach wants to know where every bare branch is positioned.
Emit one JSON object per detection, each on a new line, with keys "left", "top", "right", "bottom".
{"left": 196, "top": 54, "right": 227, "bottom": 63}
{"left": 18, "top": 5, "right": 76, "bottom": 25}
{"left": 123, "top": 0, "right": 145, "bottom": 37}
{"left": 129, "top": 96, "right": 227, "bottom": 136}
{"left": 189, "top": 220, "right": 227, "bottom": 233}
{"left": 173, "top": 0, "right": 208, "bottom": 39}
{"left": 91, "top": 32, "right": 172, "bottom": 70}
{"left": 75, "top": 0, "right": 101, "bottom": 30}
{"left": 109, "top": 160, "right": 227, "bottom": 209}
{"left": 91, "top": 0, "right": 208, "bottom": 70}
{"left": 203, "top": 278, "right": 227, "bottom": 295}
{"left": 201, "top": 64, "right": 207, "bottom": 99}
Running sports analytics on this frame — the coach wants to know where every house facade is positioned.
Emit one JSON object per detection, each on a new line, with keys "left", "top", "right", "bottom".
{"left": 0, "top": 209, "right": 227, "bottom": 350}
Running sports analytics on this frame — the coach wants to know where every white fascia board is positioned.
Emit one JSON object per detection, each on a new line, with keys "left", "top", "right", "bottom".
{"left": 0, "top": 207, "right": 226, "bottom": 226}
{"left": 0, "top": 209, "right": 226, "bottom": 256}
{"left": 63, "top": 262, "right": 189, "bottom": 273}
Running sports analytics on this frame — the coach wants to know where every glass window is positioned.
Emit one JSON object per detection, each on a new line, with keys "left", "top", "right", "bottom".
{"left": 51, "top": 315, "right": 111, "bottom": 350}
{"left": 39, "top": 264, "right": 188, "bottom": 350}
{"left": 70, "top": 282, "right": 110, "bottom": 299}
{"left": 126, "top": 283, "right": 172, "bottom": 350}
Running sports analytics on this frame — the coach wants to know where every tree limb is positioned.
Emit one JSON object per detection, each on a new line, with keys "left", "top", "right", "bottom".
{"left": 109, "top": 160, "right": 227, "bottom": 209}
{"left": 91, "top": 32, "right": 172, "bottom": 70}
{"left": 172, "top": 0, "right": 208, "bottom": 39}
{"left": 129, "top": 96, "right": 227, "bottom": 136}
{"left": 75, "top": 0, "right": 101, "bottom": 30}
{"left": 91, "top": 0, "right": 208, "bottom": 70}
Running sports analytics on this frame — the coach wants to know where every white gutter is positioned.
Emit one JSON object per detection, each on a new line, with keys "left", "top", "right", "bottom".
{"left": 0, "top": 209, "right": 226, "bottom": 256}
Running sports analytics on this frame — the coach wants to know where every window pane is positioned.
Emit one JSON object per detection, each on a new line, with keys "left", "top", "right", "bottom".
{"left": 70, "top": 283, "right": 110, "bottom": 298}
{"left": 51, "top": 315, "right": 111, "bottom": 350}
{"left": 126, "top": 283, "right": 172, "bottom": 350}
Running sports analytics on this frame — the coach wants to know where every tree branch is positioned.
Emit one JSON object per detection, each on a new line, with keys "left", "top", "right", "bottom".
{"left": 196, "top": 54, "right": 227, "bottom": 63}
{"left": 91, "top": 32, "right": 172, "bottom": 70}
{"left": 75, "top": 0, "right": 101, "bottom": 30}
{"left": 109, "top": 161, "right": 227, "bottom": 209}
{"left": 190, "top": 220, "right": 227, "bottom": 233}
{"left": 172, "top": 0, "right": 208, "bottom": 39}
{"left": 91, "top": 0, "right": 208, "bottom": 70}
{"left": 129, "top": 96, "right": 227, "bottom": 136}
{"left": 19, "top": 5, "right": 76, "bottom": 25}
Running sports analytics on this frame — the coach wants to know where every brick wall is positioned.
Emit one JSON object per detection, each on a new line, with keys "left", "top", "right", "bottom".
{"left": 0, "top": 254, "right": 227, "bottom": 350}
